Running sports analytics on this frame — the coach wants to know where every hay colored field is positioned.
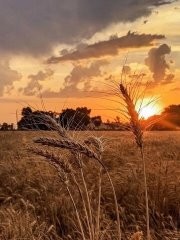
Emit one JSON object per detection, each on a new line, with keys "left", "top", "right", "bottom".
{"left": 0, "top": 131, "right": 180, "bottom": 239}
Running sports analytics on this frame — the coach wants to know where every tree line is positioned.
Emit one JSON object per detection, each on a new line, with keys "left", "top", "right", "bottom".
{"left": 0, "top": 104, "right": 180, "bottom": 131}
{"left": 17, "top": 106, "right": 102, "bottom": 130}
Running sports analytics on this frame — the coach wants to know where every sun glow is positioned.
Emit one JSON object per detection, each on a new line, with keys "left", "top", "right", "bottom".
{"left": 136, "top": 98, "right": 162, "bottom": 119}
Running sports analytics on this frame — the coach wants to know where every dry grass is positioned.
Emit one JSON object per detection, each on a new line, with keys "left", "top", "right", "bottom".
{"left": 30, "top": 121, "right": 121, "bottom": 240}
{"left": 0, "top": 131, "right": 180, "bottom": 239}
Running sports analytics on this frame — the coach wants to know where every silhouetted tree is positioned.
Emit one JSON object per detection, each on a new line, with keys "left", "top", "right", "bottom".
{"left": 22, "top": 107, "right": 33, "bottom": 117}
{"left": 1, "top": 123, "right": 9, "bottom": 131}
{"left": 91, "top": 116, "right": 102, "bottom": 127}
{"left": 18, "top": 107, "right": 58, "bottom": 130}
{"left": 60, "top": 107, "right": 91, "bottom": 130}
{"left": 0, "top": 123, "right": 14, "bottom": 131}
{"left": 163, "top": 104, "right": 180, "bottom": 127}
{"left": 145, "top": 104, "right": 180, "bottom": 130}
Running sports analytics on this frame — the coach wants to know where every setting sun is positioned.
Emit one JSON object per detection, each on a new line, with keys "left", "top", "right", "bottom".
{"left": 136, "top": 98, "right": 162, "bottom": 119}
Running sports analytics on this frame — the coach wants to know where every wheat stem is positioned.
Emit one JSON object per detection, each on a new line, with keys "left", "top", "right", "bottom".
{"left": 95, "top": 159, "right": 121, "bottom": 240}
{"left": 106, "top": 170, "right": 121, "bottom": 240}
{"left": 80, "top": 165, "right": 95, "bottom": 239}
{"left": 66, "top": 185, "right": 86, "bottom": 240}
{"left": 72, "top": 173, "right": 93, "bottom": 240}
{"left": 140, "top": 146, "right": 150, "bottom": 240}
{"left": 95, "top": 166, "right": 102, "bottom": 240}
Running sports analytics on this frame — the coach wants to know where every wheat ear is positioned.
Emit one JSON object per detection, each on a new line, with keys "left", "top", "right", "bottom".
{"left": 40, "top": 114, "right": 68, "bottom": 138}
{"left": 119, "top": 83, "right": 150, "bottom": 240}
{"left": 34, "top": 137, "right": 99, "bottom": 160}
{"left": 120, "top": 83, "right": 143, "bottom": 148}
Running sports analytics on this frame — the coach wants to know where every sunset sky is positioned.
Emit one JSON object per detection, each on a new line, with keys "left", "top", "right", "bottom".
{"left": 0, "top": 0, "right": 180, "bottom": 123}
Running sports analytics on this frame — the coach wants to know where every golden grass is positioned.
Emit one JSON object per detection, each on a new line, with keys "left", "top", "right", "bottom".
{"left": 0, "top": 131, "right": 180, "bottom": 239}
{"left": 31, "top": 122, "right": 121, "bottom": 240}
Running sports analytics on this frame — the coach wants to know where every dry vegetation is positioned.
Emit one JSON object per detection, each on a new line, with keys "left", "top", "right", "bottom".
{"left": 0, "top": 130, "right": 180, "bottom": 239}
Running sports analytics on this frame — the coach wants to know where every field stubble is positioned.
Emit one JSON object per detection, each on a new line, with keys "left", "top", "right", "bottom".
{"left": 0, "top": 131, "right": 180, "bottom": 239}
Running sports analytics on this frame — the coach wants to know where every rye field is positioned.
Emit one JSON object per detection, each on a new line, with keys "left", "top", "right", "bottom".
{"left": 0, "top": 131, "right": 180, "bottom": 240}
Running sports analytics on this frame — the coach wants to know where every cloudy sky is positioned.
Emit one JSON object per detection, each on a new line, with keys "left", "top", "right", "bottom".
{"left": 0, "top": 0, "right": 180, "bottom": 123}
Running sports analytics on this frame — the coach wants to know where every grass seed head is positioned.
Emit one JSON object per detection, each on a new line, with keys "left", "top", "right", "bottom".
{"left": 31, "top": 147, "right": 72, "bottom": 174}
{"left": 120, "top": 83, "right": 143, "bottom": 148}
{"left": 34, "top": 137, "right": 100, "bottom": 161}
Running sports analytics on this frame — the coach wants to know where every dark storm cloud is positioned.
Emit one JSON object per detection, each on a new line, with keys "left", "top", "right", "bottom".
{"left": 145, "top": 44, "right": 174, "bottom": 83}
{"left": 47, "top": 32, "right": 165, "bottom": 63}
{"left": 153, "top": 0, "right": 175, "bottom": 6}
{"left": 0, "top": 0, "right": 174, "bottom": 55}
{"left": 0, "top": 60, "right": 21, "bottom": 96}
{"left": 42, "top": 60, "right": 108, "bottom": 98}
{"left": 20, "top": 69, "right": 54, "bottom": 96}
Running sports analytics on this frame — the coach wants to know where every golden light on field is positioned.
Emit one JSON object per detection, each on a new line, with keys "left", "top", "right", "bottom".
{"left": 136, "top": 98, "right": 162, "bottom": 119}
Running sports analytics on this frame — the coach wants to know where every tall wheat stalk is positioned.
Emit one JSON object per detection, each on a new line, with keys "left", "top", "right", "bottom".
{"left": 119, "top": 83, "right": 150, "bottom": 240}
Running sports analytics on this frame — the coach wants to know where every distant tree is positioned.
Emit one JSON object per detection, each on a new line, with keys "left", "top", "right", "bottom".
{"left": 162, "top": 104, "right": 180, "bottom": 127}
{"left": 145, "top": 104, "right": 180, "bottom": 130}
{"left": 17, "top": 106, "right": 93, "bottom": 130}
{"left": 18, "top": 107, "right": 34, "bottom": 130}
{"left": 18, "top": 107, "right": 58, "bottom": 130}
{"left": 163, "top": 104, "right": 180, "bottom": 114}
{"left": 114, "top": 116, "right": 121, "bottom": 124}
{"left": 22, "top": 107, "right": 33, "bottom": 117}
{"left": 60, "top": 107, "right": 91, "bottom": 130}
{"left": 76, "top": 107, "right": 91, "bottom": 115}
{"left": 1, "top": 122, "right": 9, "bottom": 131}
{"left": 9, "top": 124, "right": 14, "bottom": 130}
{"left": 91, "top": 116, "right": 102, "bottom": 127}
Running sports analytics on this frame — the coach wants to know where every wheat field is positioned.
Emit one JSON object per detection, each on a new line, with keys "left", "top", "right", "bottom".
{"left": 0, "top": 131, "right": 180, "bottom": 240}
